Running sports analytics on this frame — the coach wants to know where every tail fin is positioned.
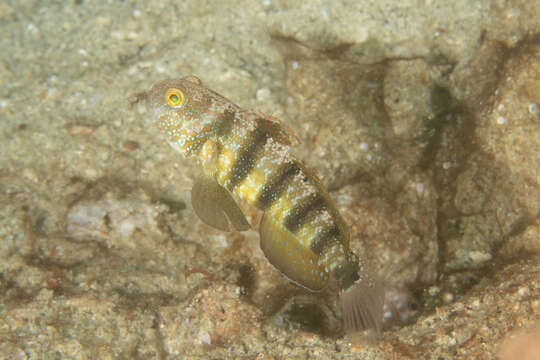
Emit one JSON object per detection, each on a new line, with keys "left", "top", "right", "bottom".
{"left": 340, "top": 274, "right": 385, "bottom": 333}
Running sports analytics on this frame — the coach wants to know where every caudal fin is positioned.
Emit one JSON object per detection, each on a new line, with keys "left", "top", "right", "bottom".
{"left": 340, "top": 275, "right": 385, "bottom": 333}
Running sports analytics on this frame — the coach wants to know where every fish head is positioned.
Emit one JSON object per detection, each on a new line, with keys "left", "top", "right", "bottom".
{"left": 145, "top": 75, "right": 235, "bottom": 155}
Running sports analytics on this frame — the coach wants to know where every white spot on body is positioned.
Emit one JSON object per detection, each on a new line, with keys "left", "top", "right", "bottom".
{"left": 222, "top": 155, "right": 232, "bottom": 167}
{"left": 264, "top": 138, "right": 292, "bottom": 164}
{"left": 317, "top": 210, "right": 333, "bottom": 227}
{"left": 292, "top": 171, "right": 316, "bottom": 197}
{"left": 496, "top": 116, "right": 507, "bottom": 125}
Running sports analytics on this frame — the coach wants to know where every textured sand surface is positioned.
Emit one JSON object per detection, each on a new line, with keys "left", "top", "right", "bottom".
{"left": 1, "top": 1, "right": 539, "bottom": 358}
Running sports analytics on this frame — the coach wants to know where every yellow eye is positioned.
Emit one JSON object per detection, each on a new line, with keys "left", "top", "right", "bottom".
{"left": 166, "top": 88, "right": 184, "bottom": 107}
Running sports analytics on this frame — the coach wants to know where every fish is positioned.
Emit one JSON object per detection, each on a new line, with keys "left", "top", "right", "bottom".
{"left": 144, "top": 75, "right": 384, "bottom": 333}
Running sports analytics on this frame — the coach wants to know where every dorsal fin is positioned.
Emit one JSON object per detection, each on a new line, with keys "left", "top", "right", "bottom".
{"left": 252, "top": 112, "right": 300, "bottom": 147}
{"left": 191, "top": 174, "right": 250, "bottom": 232}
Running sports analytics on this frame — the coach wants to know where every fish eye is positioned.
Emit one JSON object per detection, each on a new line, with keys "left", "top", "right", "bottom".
{"left": 165, "top": 88, "right": 184, "bottom": 108}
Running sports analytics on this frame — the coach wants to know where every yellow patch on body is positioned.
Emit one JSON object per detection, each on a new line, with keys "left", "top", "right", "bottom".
{"left": 199, "top": 140, "right": 216, "bottom": 162}
{"left": 267, "top": 195, "right": 292, "bottom": 223}
{"left": 217, "top": 148, "right": 235, "bottom": 183}
{"left": 235, "top": 169, "right": 266, "bottom": 205}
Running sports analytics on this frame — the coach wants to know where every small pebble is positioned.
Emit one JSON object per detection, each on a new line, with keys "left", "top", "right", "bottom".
{"left": 442, "top": 292, "right": 454, "bottom": 304}
{"left": 123, "top": 140, "right": 140, "bottom": 151}
{"left": 256, "top": 87, "right": 271, "bottom": 102}
{"left": 198, "top": 329, "right": 211, "bottom": 345}
{"left": 517, "top": 286, "right": 529, "bottom": 298}
{"left": 428, "top": 286, "right": 440, "bottom": 296}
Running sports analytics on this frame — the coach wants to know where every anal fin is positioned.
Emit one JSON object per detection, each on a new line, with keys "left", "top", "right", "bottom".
{"left": 259, "top": 212, "right": 328, "bottom": 291}
{"left": 191, "top": 174, "right": 250, "bottom": 232}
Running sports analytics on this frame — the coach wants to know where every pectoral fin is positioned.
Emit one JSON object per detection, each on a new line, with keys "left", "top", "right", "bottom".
{"left": 191, "top": 174, "right": 250, "bottom": 232}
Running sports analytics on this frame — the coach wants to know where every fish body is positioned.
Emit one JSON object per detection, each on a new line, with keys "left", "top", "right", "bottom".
{"left": 145, "top": 75, "right": 383, "bottom": 332}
